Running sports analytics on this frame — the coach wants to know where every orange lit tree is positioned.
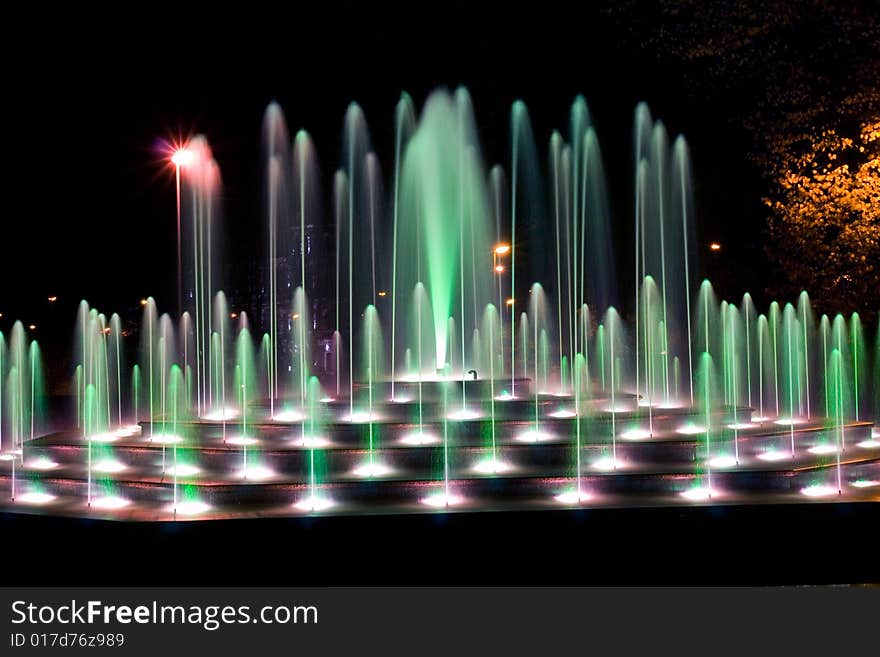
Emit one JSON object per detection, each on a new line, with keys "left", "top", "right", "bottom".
{"left": 765, "top": 120, "right": 879, "bottom": 314}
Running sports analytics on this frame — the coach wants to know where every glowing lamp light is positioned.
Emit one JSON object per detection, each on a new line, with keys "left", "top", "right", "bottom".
{"left": 808, "top": 444, "right": 838, "bottom": 455}
{"left": 676, "top": 424, "right": 707, "bottom": 435}
{"left": 515, "top": 429, "right": 554, "bottom": 443}
{"left": 202, "top": 407, "right": 239, "bottom": 421}
{"left": 352, "top": 462, "right": 393, "bottom": 478}
{"left": 88, "top": 432, "right": 120, "bottom": 443}
{"left": 494, "top": 264, "right": 505, "bottom": 273}
{"left": 17, "top": 491, "right": 56, "bottom": 505}
{"left": 292, "top": 435, "right": 330, "bottom": 448}
{"left": 494, "top": 244, "right": 511, "bottom": 255}
{"left": 341, "top": 410, "right": 382, "bottom": 423}
{"left": 237, "top": 465, "right": 275, "bottom": 481}
{"left": 757, "top": 450, "right": 790, "bottom": 462}
{"left": 93, "top": 459, "right": 127, "bottom": 474}
{"left": 272, "top": 409, "right": 304, "bottom": 423}
{"left": 47, "top": 296, "right": 58, "bottom": 303}
{"left": 377, "top": 290, "right": 387, "bottom": 297}
{"left": 592, "top": 456, "right": 621, "bottom": 471}
{"left": 149, "top": 433, "right": 184, "bottom": 445}
{"left": 400, "top": 432, "right": 440, "bottom": 446}
{"left": 472, "top": 458, "right": 513, "bottom": 474}
{"left": 171, "top": 500, "right": 211, "bottom": 516}
{"left": 171, "top": 148, "right": 193, "bottom": 167}
{"left": 90, "top": 495, "right": 131, "bottom": 510}
{"left": 554, "top": 489, "right": 591, "bottom": 505}
{"left": 294, "top": 495, "right": 334, "bottom": 512}
{"left": 421, "top": 492, "right": 464, "bottom": 508}
{"left": 708, "top": 455, "right": 739, "bottom": 468}
{"left": 165, "top": 463, "right": 200, "bottom": 477}
{"left": 680, "top": 486, "right": 715, "bottom": 501}
{"left": 505, "top": 298, "right": 515, "bottom": 307}
{"left": 774, "top": 417, "right": 808, "bottom": 426}
{"left": 226, "top": 435, "right": 259, "bottom": 446}
{"left": 28, "top": 324, "right": 36, "bottom": 331}
{"left": 26, "top": 456, "right": 59, "bottom": 471}
{"left": 447, "top": 408, "right": 481, "bottom": 421}
{"left": 801, "top": 484, "right": 839, "bottom": 498}
{"left": 709, "top": 242, "right": 722, "bottom": 251}
{"left": 140, "top": 298, "right": 148, "bottom": 306}
{"left": 620, "top": 428, "right": 652, "bottom": 441}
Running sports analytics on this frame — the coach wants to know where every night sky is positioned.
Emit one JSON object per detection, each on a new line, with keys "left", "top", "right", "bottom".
{"left": 5, "top": 2, "right": 874, "bottom": 347}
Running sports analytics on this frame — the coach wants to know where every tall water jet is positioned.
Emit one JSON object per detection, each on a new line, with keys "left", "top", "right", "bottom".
{"left": 262, "top": 102, "right": 291, "bottom": 418}
{"left": 398, "top": 89, "right": 492, "bottom": 374}
{"left": 389, "top": 92, "right": 416, "bottom": 401}
{"left": 181, "top": 136, "right": 222, "bottom": 416}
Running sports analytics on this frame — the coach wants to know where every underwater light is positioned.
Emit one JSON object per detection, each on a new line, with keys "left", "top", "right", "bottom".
{"left": 801, "top": 485, "right": 839, "bottom": 498}
{"left": 591, "top": 456, "right": 622, "bottom": 471}
{"left": 90, "top": 495, "right": 131, "bottom": 510}
{"left": 808, "top": 444, "right": 839, "bottom": 455}
{"left": 852, "top": 479, "right": 879, "bottom": 488}
{"left": 93, "top": 459, "right": 127, "bottom": 473}
{"left": 495, "top": 393, "right": 516, "bottom": 401}
{"left": 171, "top": 500, "right": 211, "bottom": 516}
{"left": 17, "top": 491, "right": 56, "bottom": 505}
{"left": 676, "top": 424, "right": 706, "bottom": 435}
{"left": 226, "top": 436, "right": 259, "bottom": 446}
{"left": 352, "top": 462, "right": 393, "bottom": 478}
{"left": 399, "top": 432, "right": 440, "bottom": 446}
{"left": 774, "top": 417, "right": 808, "bottom": 426}
{"left": 447, "top": 408, "right": 482, "bottom": 421}
{"left": 554, "top": 489, "right": 591, "bottom": 504}
{"left": 272, "top": 410, "right": 304, "bottom": 423}
{"left": 857, "top": 439, "right": 880, "bottom": 449}
{"left": 165, "top": 464, "right": 200, "bottom": 477}
{"left": 291, "top": 435, "right": 331, "bottom": 448}
{"left": 88, "top": 432, "right": 120, "bottom": 443}
{"left": 149, "top": 433, "right": 185, "bottom": 445}
{"left": 0, "top": 454, "right": 14, "bottom": 461}
{"left": 620, "top": 428, "right": 651, "bottom": 440}
{"left": 549, "top": 409, "right": 576, "bottom": 419}
{"left": 514, "top": 429, "right": 555, "bottom": 443}
{"left": 320, "top": 397, "right": 335, "bottom": 403}
{"left": 472, "top": 458, "right": 513, "bottom": 474}
{"left": 293, "top": 495, "right": 335, "bottom": 512}
{"left": 237, "top": 465, "right": 275, "bottom": 481}
{"left": 26, "top": 456, "right": 58, "bottom": 471}
{"left": 727, "top": 423, "right": 756, "bottom": 430}
{"left": 757, "top": 450, "right": 791, "bottom": 462}
{"left": 341, "top": 411, "right": 382, "bottom": 423}
{"left": 421, "top": 492, "right": 464, "bottom": 508}
{"left": 708, "top": 455, "right": 739, "bottom": 468}
{"left": 680, "top": 486, "right": 716, "bottom": 501}
{"left": 201, "top": 407, "right": 239, "bottom": 421}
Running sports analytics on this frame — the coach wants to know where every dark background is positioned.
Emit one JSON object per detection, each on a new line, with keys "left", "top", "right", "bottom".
{"left": 3, "top": 4, "right": 764, "bottom": 335}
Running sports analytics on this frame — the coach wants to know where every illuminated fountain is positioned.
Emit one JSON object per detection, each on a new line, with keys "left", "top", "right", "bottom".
{"left": 0, "top": 89, "right": 878, "bottom": 519}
